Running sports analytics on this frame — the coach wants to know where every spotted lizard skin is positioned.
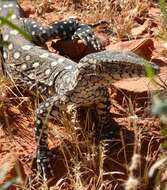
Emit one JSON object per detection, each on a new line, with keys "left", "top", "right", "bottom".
{"left": 22, "top": 17, "right": 102, "bottom": 50}
{"left": 0, "top": 0, "right": 159, "bottom": 181}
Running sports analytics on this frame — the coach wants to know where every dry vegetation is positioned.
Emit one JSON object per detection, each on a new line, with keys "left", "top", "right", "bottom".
{"left": 1, "top": 0, "right": 167, "bottom": 190}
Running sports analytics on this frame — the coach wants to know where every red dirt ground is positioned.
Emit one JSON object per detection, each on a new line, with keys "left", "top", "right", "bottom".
{"left": 0, "top": 0, "right": 166, "bottom": 189}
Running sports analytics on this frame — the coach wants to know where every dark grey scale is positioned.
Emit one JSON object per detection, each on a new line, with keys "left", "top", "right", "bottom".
{"left": 36, "top": 67, "right": 70, "bottom": 94}
{"left": 72, "top": 24, "right": 102, "bottom": 50}
{"left": 46, "top": 68, "right": 69, "bottom": 89}
{"left": 94, "top": 88, "right": 114, "bottom": 139}
{"left": 48, "top": 18, "right": 103, "bottom": 50}
{"left": 35, "top": 118, "right": 43, "bottom": 140}
{"left": 22, "top": 18, "right": 79, "bottom": 43}
{"left": 72, "top": 24, "right": 91, "bottom": 41}
{"left": 22, "top": 18, "right": 51, "bottom": 45}
{"left": 54, "top": 68, "right": 77, "bottom": 93}
{"left": 22, "top": 17, "right": 102, "bottom": 50}
{"left": 48, "top": 18, "right": 79, "bottom": 39}
{"left": 22, "top": 18, "right": 79, "bottom": 44}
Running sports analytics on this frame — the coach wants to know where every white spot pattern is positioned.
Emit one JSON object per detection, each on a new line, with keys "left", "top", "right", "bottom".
{"left": 10, "top": 30, "right": 19, "bottom": 35}
{"left": 45, "top": 69, "right": 51, "bottom": 75}
{"left": 3, "top": 52, "right": 8, "bottom": 59}
{"left": 21, "top": 64, "right": 27, "bottom": 70}
{"left": 60, "top": 25, "right": 64, "bottom": 29}
{"left": 3, "top": 4, "right": 8, "bottom": 8}
{"left": 63, "top": 31, "right": 66, "bottom": 36}
{"left": 33, "top": 62, "right": 40, "bottom": 68}
{"left": 25, "top": 55, "right": 31, "bottom": 61}
{"left": 65, "top": 65, "right": 72, "bottom": 70}
{"left": 11, "top": 14, "right": 17, "bottom": 20}
{"left": 8, "top": 43, "right": 13, "bottom": 50}
{"left": 13, "top": 52, "right": 20, "bottom": 59}
{"left": 48, "top": 81, "right": 53, "bottom": 86}
{"left": 21, "top": 45, "right": 32, "bottom": 50}
{"left": 40, "top": 53, "right": 49, "bottom": 58}
{"left": 45, "top": 102, "right": 50, "bottom": 107}
{"left": 51, "top": 61, "right": 58, "bottom": 67}
{"left": 57, "top": 57, "right": 65, "bottom": 64}
{"left": 3, "top": 35, "right": 9, "bottom": 41}
{"left": 8, "top": 4, "right": 13, "bottom": 7}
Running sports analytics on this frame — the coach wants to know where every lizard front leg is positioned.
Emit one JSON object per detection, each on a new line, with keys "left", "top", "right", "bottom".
{"left": 95, "top": 87, "right": 119, "bottom": 140}
{"left": 35, "top": 95, "right": 66, "bottom": 181}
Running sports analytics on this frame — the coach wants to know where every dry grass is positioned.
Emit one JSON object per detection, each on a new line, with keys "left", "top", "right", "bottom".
{"left": 0, "top": 0, "right": 163, "bottom": 189}
{"left": 60, "top": 0, "right": 151, "bottom": 40}
{"left": 0, "top": 75, "right": 160, "bottom": 190}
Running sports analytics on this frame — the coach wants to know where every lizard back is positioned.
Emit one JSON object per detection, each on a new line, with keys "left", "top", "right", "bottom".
{"left": 0, "top": 0, "right": 77, "bottom": 95}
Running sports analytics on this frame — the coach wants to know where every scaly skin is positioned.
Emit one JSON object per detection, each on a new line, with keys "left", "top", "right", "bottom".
{"left": 0, "top": 0, "right": 159, "bottom": 181}
{"left": 22, "top": 17, "right": 103, "bottom": 50}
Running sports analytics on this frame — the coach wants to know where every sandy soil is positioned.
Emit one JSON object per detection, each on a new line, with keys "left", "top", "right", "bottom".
{"left": 0, "top": 0, "right": 166, "bottom": 189}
